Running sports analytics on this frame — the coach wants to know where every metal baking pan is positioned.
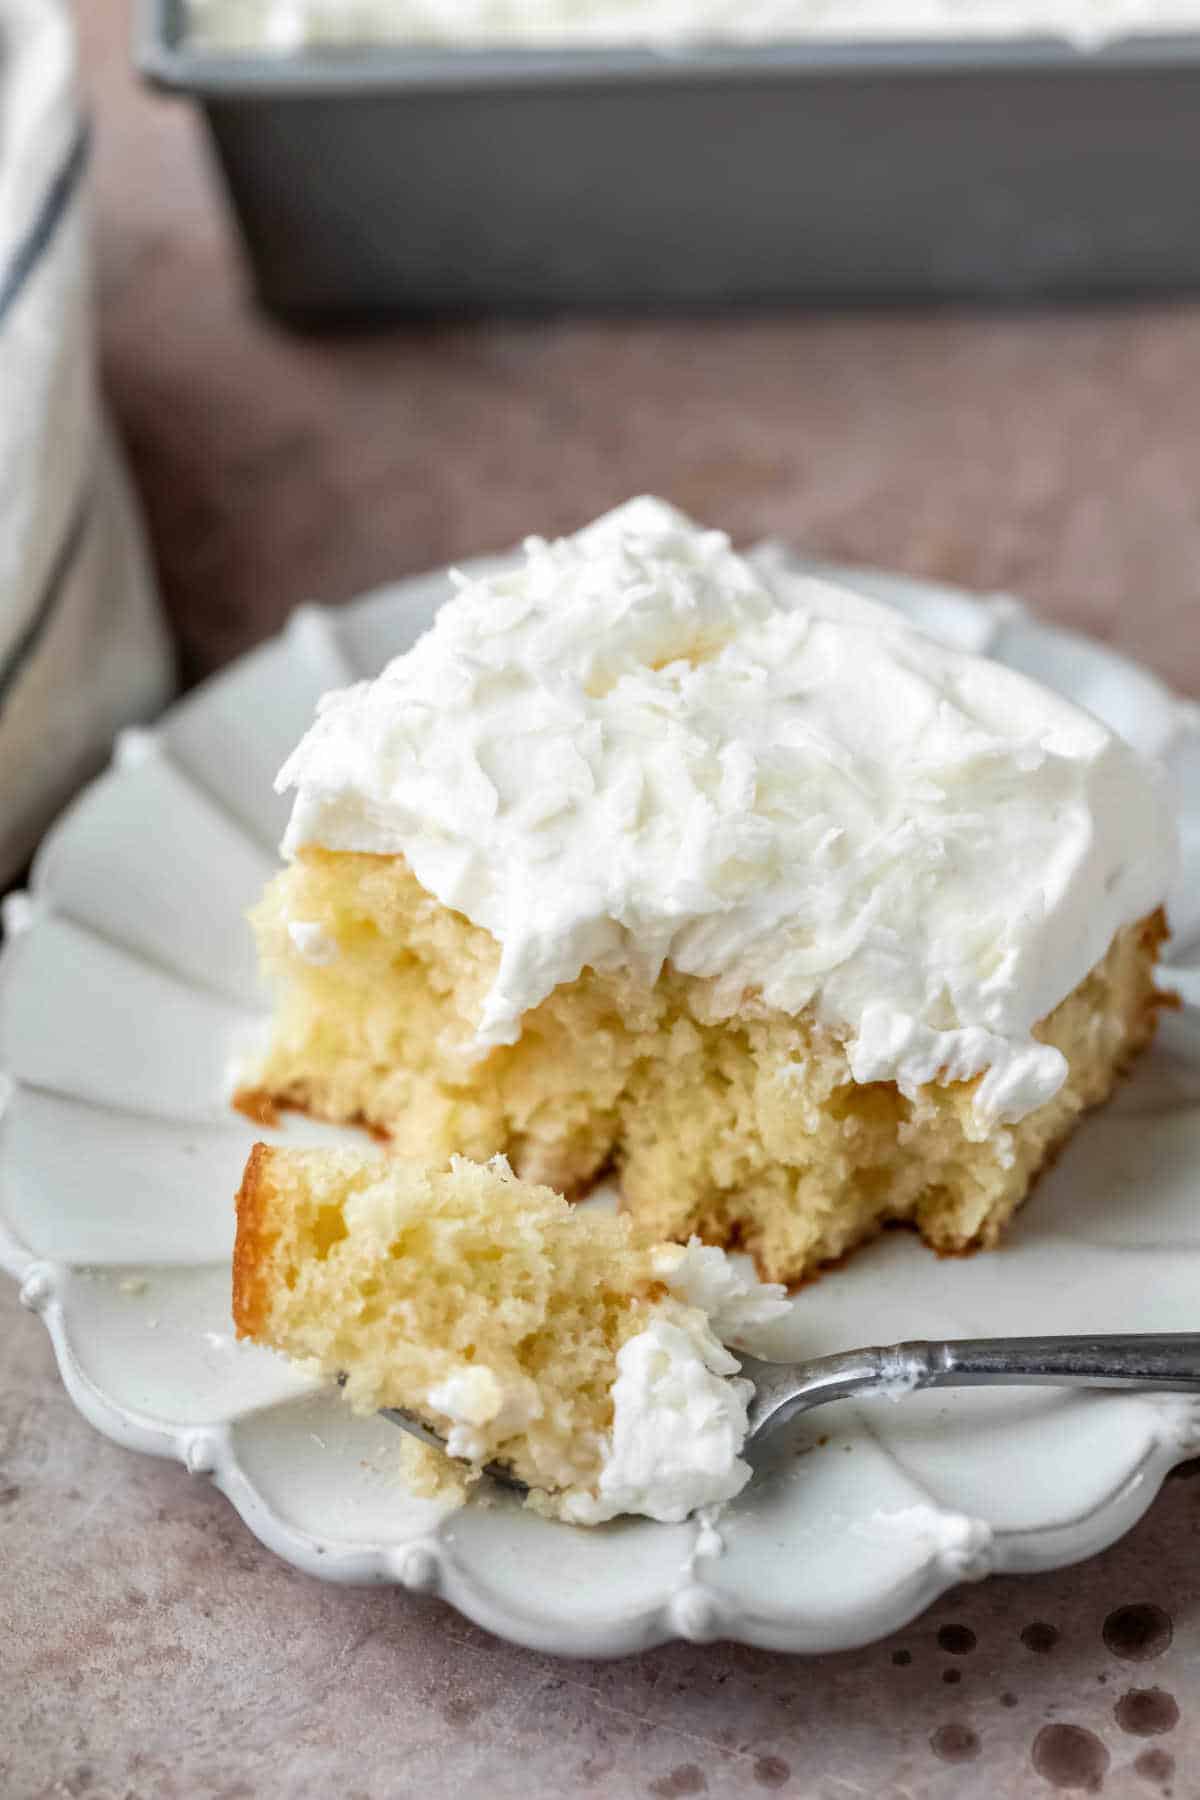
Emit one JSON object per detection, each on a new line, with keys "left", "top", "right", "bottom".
{"left": 136, "top": 0, "right": 1200, "bottom": 319}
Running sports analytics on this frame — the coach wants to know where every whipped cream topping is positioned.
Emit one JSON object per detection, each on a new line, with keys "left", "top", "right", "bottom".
{"left": 558, "top": 1243, "right": 789, "bottom": 1525}
{"left": 558, "top": 1311, "right": 756, "bottom": 1526}
{"left": 649, "top": 1238, "right": 793, "bottom": 1347}
{"left": 190, "top": 0, "right": 1200, "bottom": 52}
{"left": 280, "top": 496, "right": 1175, "bottom": 1130}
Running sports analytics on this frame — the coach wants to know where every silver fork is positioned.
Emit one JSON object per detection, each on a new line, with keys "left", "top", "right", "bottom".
{"left": 381, "top": 1332, "right": 1200, "bottom": 1494}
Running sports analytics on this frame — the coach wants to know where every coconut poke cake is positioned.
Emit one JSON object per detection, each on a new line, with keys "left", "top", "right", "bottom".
{"left": 237, "top": 497, "right": 1176, "bottom": 1285}
{"left": 233, "top": 1144, "right": 788, "bottom": 1522}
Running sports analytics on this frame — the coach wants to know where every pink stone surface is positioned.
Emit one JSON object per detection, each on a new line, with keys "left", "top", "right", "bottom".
{"left": 3, "top": 1292, "right": 1199, "bottom": 1799}
{"left": 3, "top": 4, "right": 1200, "bottom": 1794}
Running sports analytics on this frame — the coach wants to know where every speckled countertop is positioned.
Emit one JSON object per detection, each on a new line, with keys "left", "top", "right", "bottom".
{"left": 3, "top": 6, "right": 1200, "bottom": 1796}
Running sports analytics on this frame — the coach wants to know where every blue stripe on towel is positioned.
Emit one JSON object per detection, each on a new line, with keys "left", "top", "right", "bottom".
{"left": 0, "top": 488, "right": 92, "bottom": 717}
{"left": 0, "top": 120, "right": 90, "bottom": 326}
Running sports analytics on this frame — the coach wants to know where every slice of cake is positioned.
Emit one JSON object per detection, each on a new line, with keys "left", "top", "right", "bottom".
{"left": 233, "top": 1145, "right": 788, "bottom": 1523}
{"left": 237, "top": 497, "right": 1176, "bottom": 1284}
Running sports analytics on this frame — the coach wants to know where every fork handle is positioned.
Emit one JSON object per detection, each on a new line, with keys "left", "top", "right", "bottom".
{"left": 909, "top": 1333, "right": 1200, "bottom": 1390}
{"left": 742, "top": 1334, "right": 1200, "bottom": 1441}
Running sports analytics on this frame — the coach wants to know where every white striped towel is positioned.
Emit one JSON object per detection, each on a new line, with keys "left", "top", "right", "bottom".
{"left": 1, "top": 0, "right": 174, "bottom": 887}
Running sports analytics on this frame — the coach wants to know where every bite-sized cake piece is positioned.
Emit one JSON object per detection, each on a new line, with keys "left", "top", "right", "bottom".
{"left": 239, "top": 498, "right": 1176, "bottom": 1284}
{"left": 233, "top": 1145, "right": 788, "bottom": 1523}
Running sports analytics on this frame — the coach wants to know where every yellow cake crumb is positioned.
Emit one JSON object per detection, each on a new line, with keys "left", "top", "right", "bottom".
{"left": 234, "top": 1145, "right": 661, "bottom": 1504}
{"left": 239, "top": 850, "right": 1167, "bottom": 1284}
{"left": 395, "top": 1435, "right": 472, "bottom": 1504}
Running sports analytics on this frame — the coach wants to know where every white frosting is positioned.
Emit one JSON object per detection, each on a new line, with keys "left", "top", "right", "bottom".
{"left": 279, "top": 496, "right": 1175, "bottom": 1131}
{"left": 650, "top": 1238, "right": 790, "bottom": 1346}
{"left": 560, "top": 1249, "right": 788, "bottom": 1523}
{"left": 189, "top": 0, "right": 1200, "bottom": 52}
{"left": 858, "top": 1504, "right": 994, "bottom": 1578}
{"left": 558, "top": 1309, "right": 755, "bottom": 1525}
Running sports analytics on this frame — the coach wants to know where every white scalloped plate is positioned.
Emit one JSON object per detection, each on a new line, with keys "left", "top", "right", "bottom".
{"left": 3, "top": 545, "right": 1199, "bottom": 1659}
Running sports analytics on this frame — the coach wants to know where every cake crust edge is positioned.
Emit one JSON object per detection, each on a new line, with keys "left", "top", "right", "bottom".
{"left": 232, "top": 1141, "right": 277, "bottom": 1342}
